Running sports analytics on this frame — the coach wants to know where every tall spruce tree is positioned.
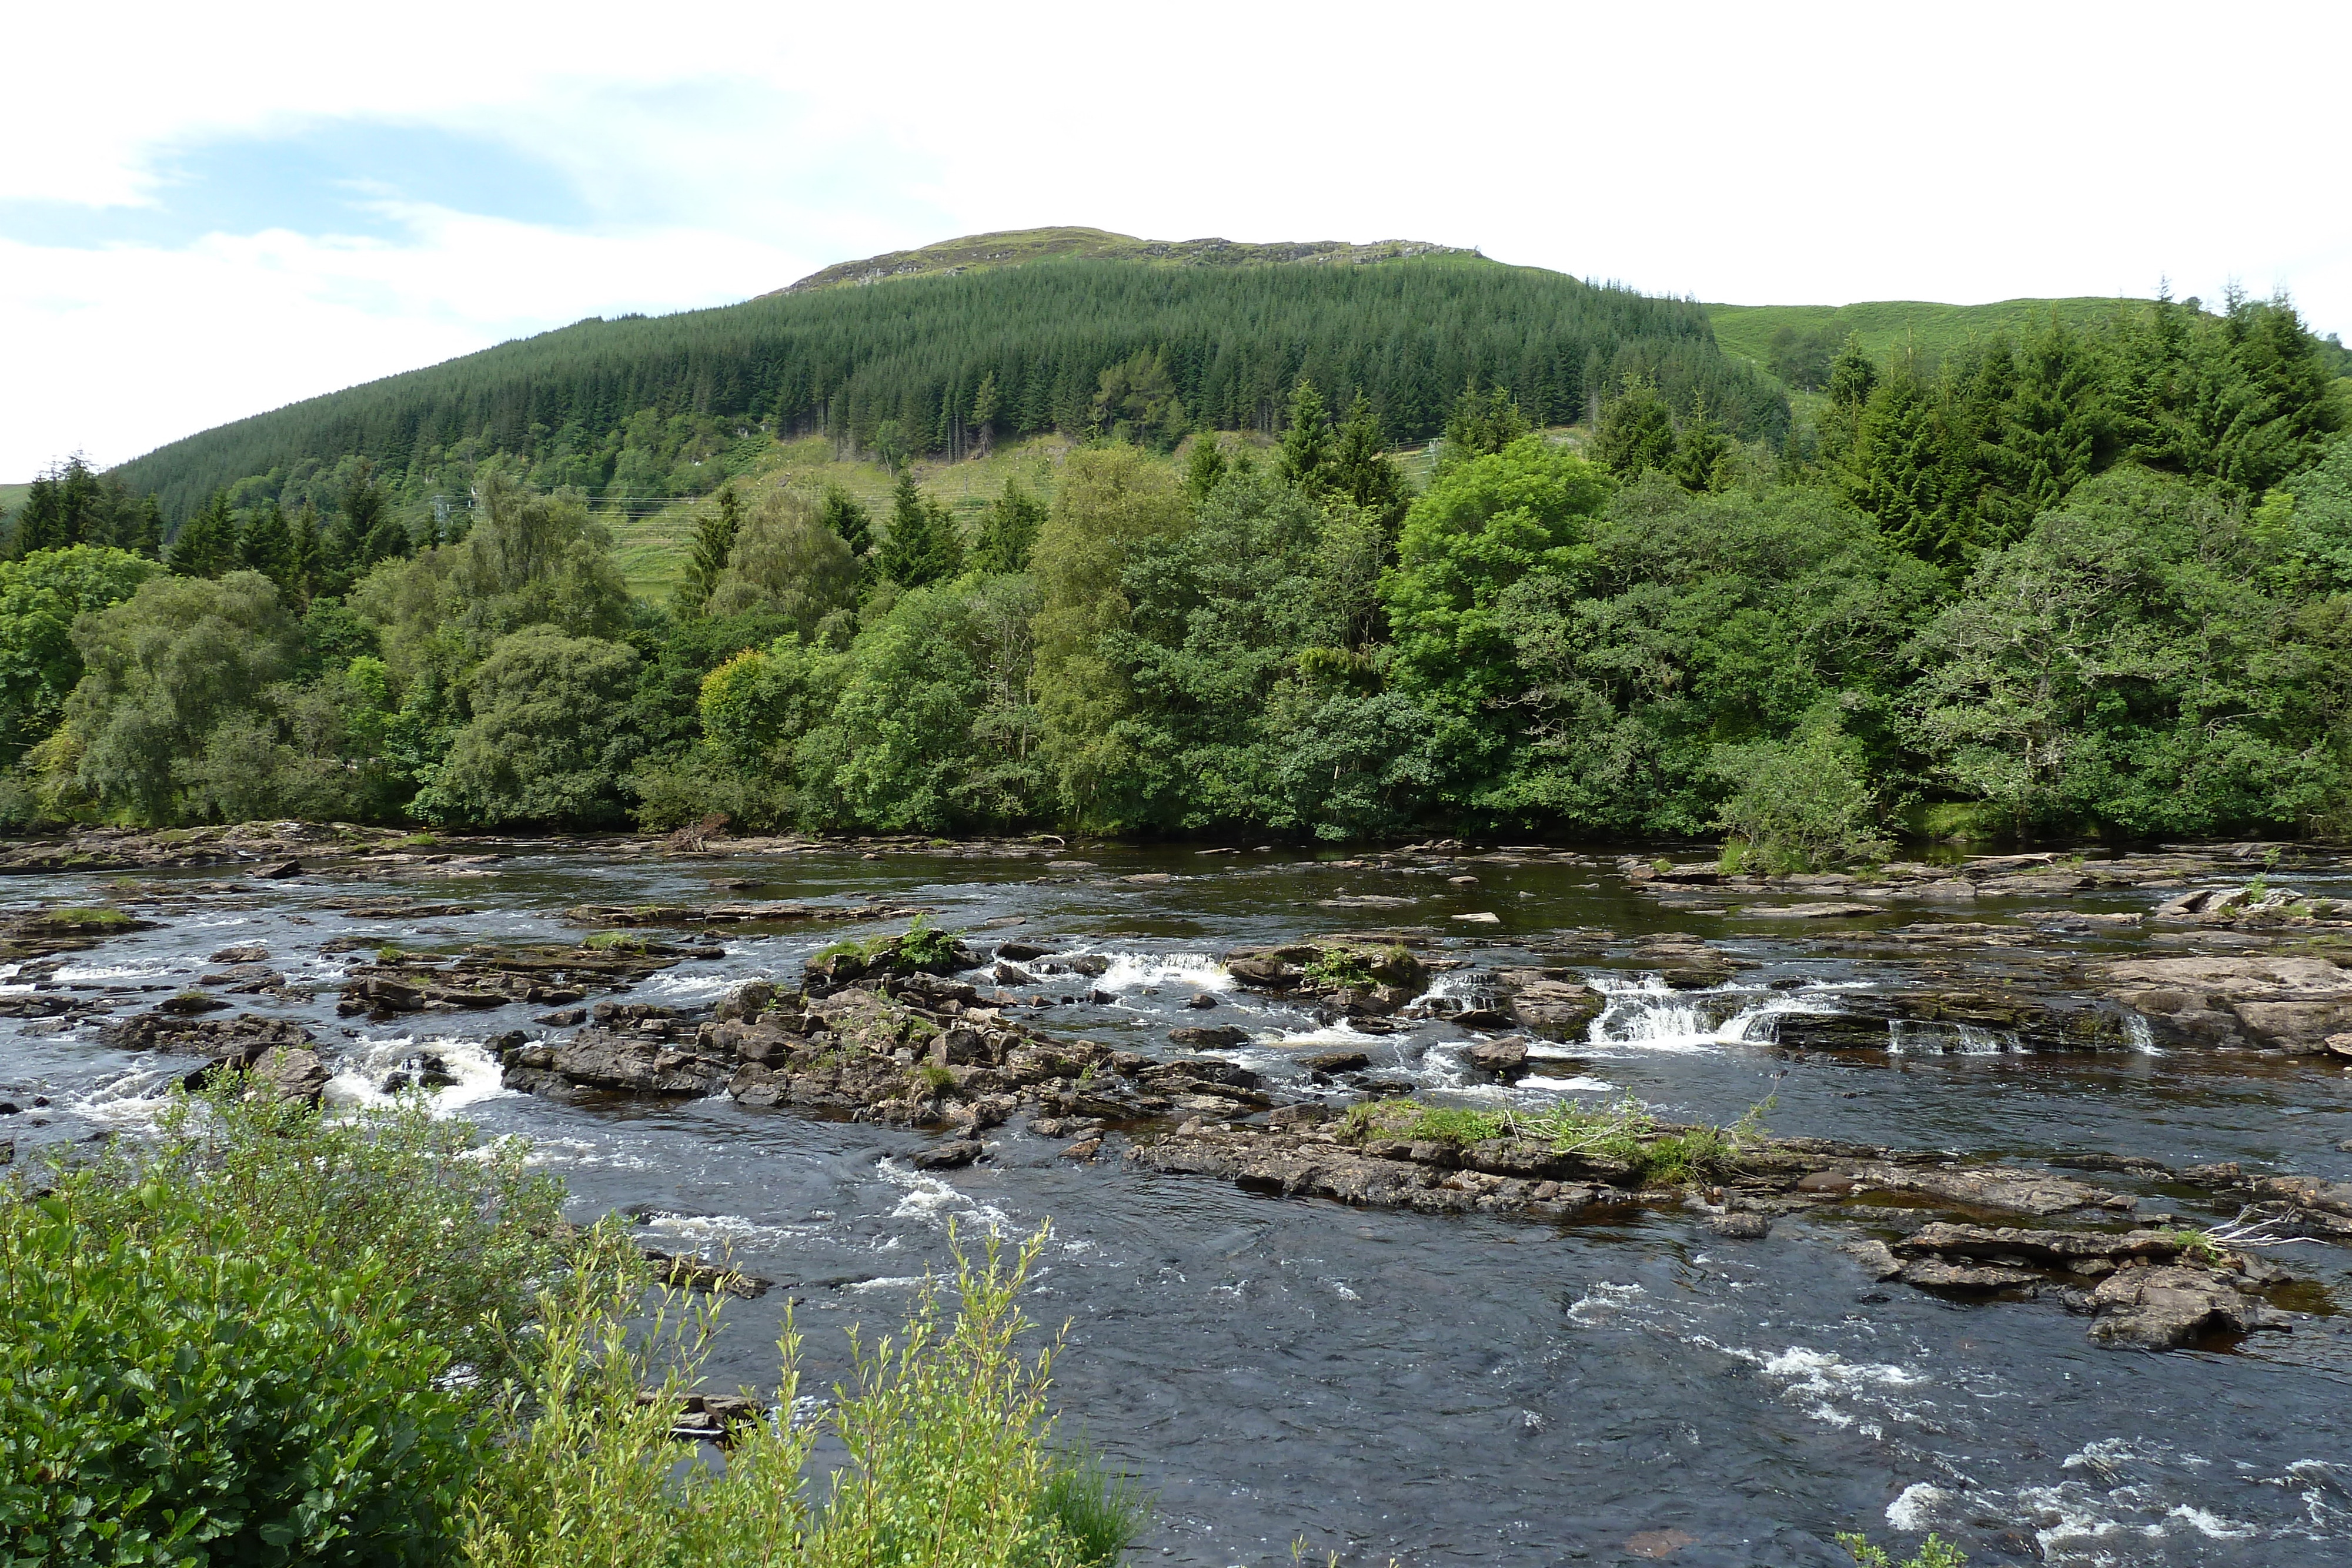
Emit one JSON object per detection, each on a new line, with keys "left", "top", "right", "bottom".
{"left": 1441, "top": 382, "right": 1531, "bottom": 467}
{"left": 1592, "top": 376, "right": 1678, "bottom": 479}
{"left": 676, "top": 484, "right": 743, "bottom": 615}
{"left": 237, "top": 499, "right": 296, "bottom": 589}
{"left": 878, "top": 473, "right": 963, "bottom": 587}
{"left": 1669, "top": 396, "right": 1735, "bottom": 493}
{"left": 1329, "top": 393, "right": 1405, "bottom": 522}
{"left": 820, "top": 484, "right": 873, "bottom": 556}
{"left": 971, "top": 479, "right": 1045, "bottom": 574}
{"left": 168, "top": 492, "right": 239, "bottom": 578}
{"left": 287, "top": 500, "right": 322, "bottom": 598}
{"left": 1183, "top": 433, "right": 1229, "bottom": 503}
{"left": 1277, "top": 379, "right": 1333, "bottom": 490}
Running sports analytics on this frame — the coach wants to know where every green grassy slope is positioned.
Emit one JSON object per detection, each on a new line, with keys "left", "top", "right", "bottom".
{"left": 773, "top": 226, "right": 1475, "bottom": 295}
{"left": 1703, "top": 297, "right": 2143, "bottom": 373}
{"left": 0, "top": 483, "right": 26, "bottom": 527}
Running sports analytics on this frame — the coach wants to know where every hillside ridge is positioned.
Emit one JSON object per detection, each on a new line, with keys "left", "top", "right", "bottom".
{"left": 775, "top": 226, "right": 1476, "bottom": 294}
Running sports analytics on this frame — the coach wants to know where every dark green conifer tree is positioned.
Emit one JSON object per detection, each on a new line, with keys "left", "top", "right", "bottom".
{"left": 971, "top": 479, "right": 1045, "bottom": 574}
{"left": 1277, "top": 379, "right": 1333, "bottom": 490}
{"left": 878, "top": 474, "right": 963, "bottom": 588}
{"left": 169, "top": 492, "right": 239, "bottom": 578}
{"left": 120, "top": 494, "right": 165, "bottom": 559}
{"left": 1669, "top": 396, "right": 1734, "bottom": 493}
{"left": 1592, "top": 376, "right": 1678, "bottom": 479}
{"left": 288, "top": 500, "right": 323, "bottom": 597}
{"left": 1329, "top": 393, "right": 1405, "bottom": 521}
{"left": 237, "top": 499, "right": 296, "bottom": 589}
{"left": 675, "top": 484, "right": 743, "bottom": 615}
{"left": 820, "top": 484, "right": 873, "bottom": 555}
{"left": 1441, "top": 382, "right": 1531, "bottom": 466}
{"left": 1183, "top": 434, "right": 1229, "bottom": 503}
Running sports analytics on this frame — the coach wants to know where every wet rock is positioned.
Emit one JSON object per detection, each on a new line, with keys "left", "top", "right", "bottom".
{"left": 530, "top": 1027, "right": 730, "bottom": 1096}
{"left": 1183, "top": 992, "right": 1216, "bottom": 1009}
{"left": 1796, "top": 1169, "right": 1856, "bottom": 1194}
{"left": 1505, "top": 978, "right": 1603, "bottom": 1040}
{"left": 1295, "top": 1050, "right": 1369, "bottom": 1074}
{"left": 197, "top": 963, "right": 284, "bottom": 992}
{"left": 1899, "top": 1258, "right": 2042, "bottom": 1291}
{"left": 1706, "top": 1211, "right": 1772, "bottom": 1239}
{"left": 1895, "top": 1221, "right": 2191, "bottom": 1271}
{"left": 1064, "top": 1137, "right": 1104, "bottom": 1161}
{"left": 642, "top": 1247, "right": 773, "bottom": 1298}
{"left": 994, "top": 961, "right": 1033, "bottom": 985}
{"left": 912, "top": 1138, "right": 984, "bottom": 1170}
{"left": 207, "top": 944, "right": 270, "bottom": 964}
{"left": 1169, "top": 1024, "right": 1250, "bottom": 1048}
{"left": 160, "top": 992, "right": 230, "bottom": 1016}
{"left": 1839, "top": 1161, "right": 2136, "bottom": 1217}
{"left": 1464, "top": 1039, "right": 1529, "bottom": 1080}
{"left": 1268, "top": 1102, "right": 1333, "bottom": 1128}
{"left": 995, "top": 940, "right": 1050, "bottom": 961}
{"left": 2088, "top": 1264, "right": 2291, "bottom": 1349}
{"left": 2094, "top": 954, "right": 2352, "bottom": 1052}
{"left": 570, "top": 898, "right": 926, "bottom": 929}
{"left": 713, "top": 979, "right": 774, "bottom": 1022}
{"left": 1845, "top": 1239, "right": 1903, "bottom": 1280}
{"left": 535, "top": 1007, "right": 587, "bottom": 1027}
{"left": 252, "top": 858, "right": 303, "bottom": 879}
{"left": 1741, "top": 901, "right": 1882, "bottom": 920}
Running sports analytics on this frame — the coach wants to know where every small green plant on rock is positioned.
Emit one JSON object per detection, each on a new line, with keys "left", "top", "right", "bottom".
{"left": 1302, "top": 948, "right": 1376, "bottom": 991}
{"left": 916, "top": 1064, "right": 956, "bottom": 1094}
{"left": 897, "top": 912, "right": 960, "bottom": 969}
{"left": 583, "top": 931, "right": 649, "bottom": 952}
{"left": 1839, "top": 1530, "right": 1966, "bottom": 1568}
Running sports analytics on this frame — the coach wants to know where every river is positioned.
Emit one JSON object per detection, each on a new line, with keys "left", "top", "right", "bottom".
{"left": 6, "top": 837, "right": 2350, "bottom": 1566}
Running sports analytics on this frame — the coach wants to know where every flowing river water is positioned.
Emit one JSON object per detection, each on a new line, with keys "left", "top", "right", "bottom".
{"left": 6, "top": 838, "right": 2352, "bottom": 1567}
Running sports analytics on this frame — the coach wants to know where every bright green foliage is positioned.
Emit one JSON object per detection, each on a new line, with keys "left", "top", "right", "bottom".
{"left": 1472, "top": 479, "right": 1940, "bottom": 835}
{"left": 703, "top": 489, "right": 861, "bottom": 633}
{"left": 45, "top": 571, "right": 298, "bottom": 822}
{"left": 0, "top": 1090, "right": 572, "bottom": 1567}
{"left": 1089, "top": 347, "right": 1188, "bottom": 449}
{"left": 1839, "top": 1530, "right": 1967, "bottom": 1568}
{"left": 1182, "top": 434, "right": 1228, "bottom": 503}
{"left": 1381, "top": 435, "right": 1613, "bottom": 710}
{"left": 1712, "top": 703, "right": 1894, "bottom": 869}
{"left": 1669, "top": 396, "right": 1736, "bottom": 493}
{"left": 419, "top": 627, "right": 642, "bottom": 826}
{"left": 1910, "top": 467, "right": 2352, "bottom": 835}
{"left": 0, "top": 546, "right": 160, "bottom": 764}
{"left": 1, "top": 1186, "right": 475, "bottom": 1565}
{"left": 1030, "top": 446, "right": 1191, "bottom": 824}
{"left": 971, "top": 479, "right": 1047, "bottom": 574}
{"left": 878, "top": 474, "right": 964, "bottom": 589}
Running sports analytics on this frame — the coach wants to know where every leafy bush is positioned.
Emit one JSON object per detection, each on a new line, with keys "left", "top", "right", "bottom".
{"left": 1840, "top": 1531, "right": 1966, "bottom": 1568}
{"left": 0, "top": 1091, "right": 561, "bottom": 1564}
{"left": 1712, "top": 704, "right": 1893, "bottom": 871}
{"left": 466, "top": 1225, "right": 1145, "bottom": 1568}
{"left": 896, "top": 912, "right": 961, "bottom": 969}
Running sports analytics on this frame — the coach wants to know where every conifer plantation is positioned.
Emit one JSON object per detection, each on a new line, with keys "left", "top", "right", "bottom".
{"left": 3, "top": 248, "right": 2347, "bottom": 862}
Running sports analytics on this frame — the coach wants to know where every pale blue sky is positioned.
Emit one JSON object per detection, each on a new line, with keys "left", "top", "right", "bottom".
{"left": 4, "top": 0, "right": 2345, "bottom": 479}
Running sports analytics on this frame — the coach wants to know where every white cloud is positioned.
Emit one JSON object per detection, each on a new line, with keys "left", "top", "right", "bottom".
{"left": 4, "top": 0, "right": 2348, "bottom": 478}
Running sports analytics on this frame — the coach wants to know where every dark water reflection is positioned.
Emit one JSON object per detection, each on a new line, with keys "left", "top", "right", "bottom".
{"left": 6, "top": 840, "right": 2352, "bottom": 1566}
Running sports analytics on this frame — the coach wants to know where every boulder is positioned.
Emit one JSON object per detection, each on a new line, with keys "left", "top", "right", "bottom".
{"left": 1508, "top": 979, "right": 1602, "bottom": 1040}
{"left": 2088, "top": 1264, "right": 2290, "bottom": 1349}
{"left": 1168, "top": 1024, "right": 1250, "bottom": 1048}
{"left": 2095, "top": 954, "right": 2352, "bottom": 1052}
{"left": 1706, "top": 1212, "right": 1772, "bottom": 1239}
{"left": 912, "top": 1139, "right": 983, "bottom": 1171}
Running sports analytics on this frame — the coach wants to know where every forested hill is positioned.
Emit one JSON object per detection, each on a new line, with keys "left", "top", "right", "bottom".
{"left": 108, "top": 238, "right": 1787, "bottom": 524}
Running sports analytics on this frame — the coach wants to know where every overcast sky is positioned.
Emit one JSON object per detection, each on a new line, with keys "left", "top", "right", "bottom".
{"left": 4, "top": 0, "right": 2346, "bottom": 479}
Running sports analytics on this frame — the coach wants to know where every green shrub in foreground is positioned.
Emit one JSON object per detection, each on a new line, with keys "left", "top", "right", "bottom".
{"left": 0, "top": 1180, "right": 479, "bottom": 1565}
